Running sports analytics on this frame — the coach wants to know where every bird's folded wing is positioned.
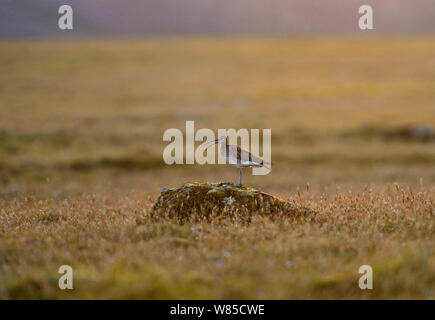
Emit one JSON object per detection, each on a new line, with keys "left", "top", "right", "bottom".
{"left": 238, "top": 147, "right": 271, "bottom": 168}
{"left": 240, "top": 161, "right": 263, "bottom": 167}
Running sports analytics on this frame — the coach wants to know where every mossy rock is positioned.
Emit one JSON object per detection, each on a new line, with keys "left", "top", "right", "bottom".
{"left": 152, "top": 182, "right": 315, "bottom": 223}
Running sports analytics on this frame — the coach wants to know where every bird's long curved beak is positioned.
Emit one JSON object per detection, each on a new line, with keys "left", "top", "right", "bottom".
{"left": 202, "top": 138, "right": 219, "bottom": 150}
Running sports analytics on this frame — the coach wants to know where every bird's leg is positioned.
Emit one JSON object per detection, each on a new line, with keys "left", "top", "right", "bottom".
{"left": 236, "top": 167, "right": 242, "bottom": 187}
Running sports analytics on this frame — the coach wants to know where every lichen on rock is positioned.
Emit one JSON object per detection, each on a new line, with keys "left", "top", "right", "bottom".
{"left": 152, "top": 182, "right": 315, "bottom": 223}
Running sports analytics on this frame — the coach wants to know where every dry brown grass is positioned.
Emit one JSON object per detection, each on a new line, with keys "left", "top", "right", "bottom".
{"left": 0, "top": 184, "right": 433, "bottom": 299}
{"left": 0, "top": 36, "right": 434, "bottom": 299}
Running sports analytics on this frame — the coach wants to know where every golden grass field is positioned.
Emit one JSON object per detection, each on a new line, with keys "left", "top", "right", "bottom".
{"left": 0, "top": 36, "right": 434, "bottom": 299}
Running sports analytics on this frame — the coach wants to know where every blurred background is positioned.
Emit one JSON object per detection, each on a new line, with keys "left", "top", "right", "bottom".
{"left": 2, "top": 0, "right": 435, "bottom": 37}
{"left": 0, "top": 0, "right": 434, "bottom": 301}
{"left": 0, "top": 0, "right": 434, "bottom": 198}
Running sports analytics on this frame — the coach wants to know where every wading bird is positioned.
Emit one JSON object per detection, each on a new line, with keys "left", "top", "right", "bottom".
{"left": 204, "top": 136, "right": 271, "bottom": 187}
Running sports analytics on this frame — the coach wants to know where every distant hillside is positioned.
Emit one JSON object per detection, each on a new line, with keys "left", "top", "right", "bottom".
{"left": 1, "top": 0, "right": 435, "bottom": 38}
